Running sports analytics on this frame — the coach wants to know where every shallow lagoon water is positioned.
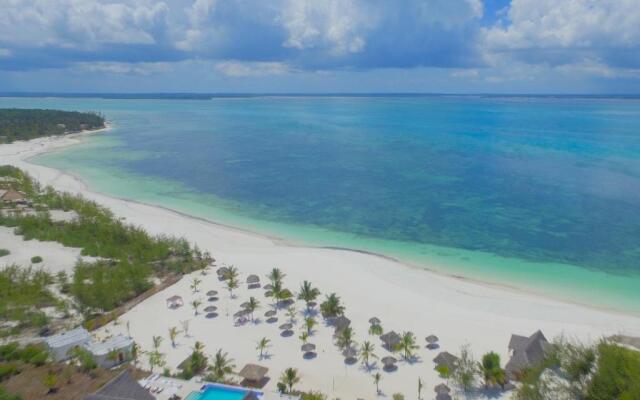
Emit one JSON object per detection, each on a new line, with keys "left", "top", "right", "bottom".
{"left": 3, "top": 96, "right": 640, "bottom": 313}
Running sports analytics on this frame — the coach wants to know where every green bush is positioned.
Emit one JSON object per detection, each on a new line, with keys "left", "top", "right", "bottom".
{"left": 0, "top": 250, "right": 9, "bottom": 257}
{"left": 0, "top": 344, "right": 20, "bottom": 362}
{"left": 587, "top": 342, "right": 640, "bottom": 399}
{"left": 0, "top": 363, "right": 20, "bottom": 380}
{"left": 30, "top": 256, "right": 43, "bottom": 264}
{"left": 0, "top": 385, "right": 22, "bottom": 400}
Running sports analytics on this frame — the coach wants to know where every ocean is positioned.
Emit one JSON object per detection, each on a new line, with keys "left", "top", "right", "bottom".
{"left": 3, "top": 95, "right": 640, "bottom": 313}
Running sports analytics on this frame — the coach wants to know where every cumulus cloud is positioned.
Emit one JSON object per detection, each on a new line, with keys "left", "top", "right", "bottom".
{"left": 483, "top": 0, "right": 640, "bottom": 70}
{"left": 74, "top": 61, "right": 171, "bottom": 75}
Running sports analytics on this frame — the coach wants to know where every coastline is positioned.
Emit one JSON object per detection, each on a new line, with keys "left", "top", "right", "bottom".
{"left": 2, "top": 130, "right": 640, "bottom": 397}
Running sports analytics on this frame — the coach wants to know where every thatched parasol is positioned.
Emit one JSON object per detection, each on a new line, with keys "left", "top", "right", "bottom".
{"left": 234, "top": 310, "right": 249, "bottom": 318}
{"left": 369, "top": 317, "right": 381, "bottom": 325}
{"left": 301, "top": 343, "right": 316, "bottom": 352}
{"left": 204, "top": 305, "right": 217, "bottom": 312}
{"left": 380, "top": 331, "right": 401, "bottom": 350}
{"left": 246, "top": 275, "right": 260, "bottom": 284}
{"left": 433, "top": 351, "right": 459, "bottom": 370}
{"left": 426, "top": 335, "right": 439, "bottom": 344}
{"left": 434, "top": 384, "right": 451, "bottom": 394}
{"left": 217, "top": 267, "right": 229, "bottom": 276}
{"left": 342, "top": 348, "right": 357, "bottom": 358}
{"left": 263, "top": 284, "right": 274, "bottom": 291}
{"left": 206, "top": 290, "right": 218, "bottom": 296}
{"left": 279, "top": 323, "right": 293, "bottom": 331}
{"left": 238, "top": 364, "right": 268, "bottom": 382}
{"left": 264, "top": 310, "right": 277, "bottom": 317}
{"left": 381, "top": 356, "right": 397, "bottom": 365}
{"left": 264, "top": 290, "right": 273, "bottom": 297}
{"left": 333, "top": 316, "right": 351, "bottom": 332}
{"left": 240, "top": 302, "right": 250, "bottom": 309}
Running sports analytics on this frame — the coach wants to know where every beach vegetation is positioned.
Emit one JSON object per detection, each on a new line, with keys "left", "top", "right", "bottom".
{"left": 0, "top": 109, "right": 105, "bottom": 143}
{"left": 190, "top": 277, "right": 201, "bottom": 293}
{"left": 256, "top": 337, "right": 270, "bottom": 360}
{"left": 0, "top": 249, "right": 9, "bottom": 257}
{"left": 207, "top": 349, "right": 235, "bottom": 383}
{"left": 373, "top": 372, "right": 382, "bottom": 394}
{"left": 152, "top": 335, "right": 163, "bottom": 350}
{"left": 43, "top": 370, "right": 58, "bottom": 393}
{"left": 246, "top": 297, "right": 260, "bottom": 321}
{"left": 279, "top": 367, "right": 300, "bottom": 393}
{"left": 300, "top": 391, "right": 326, "bottom": 400}
{"left": 480, "top": 351, "right": 506, "bottom": 388}
{"left": 396, "top": 331, "right": 419, "bottom": 360}
{"left": 304, "top": 316, "right": 316, "bottom": 335}
{"left": 586, "top": 341, "right": 640, "bottom": 399}
{"left": 336, "top": 326, "right": 355, "bottom": 351}
{"left": 168, "top": 326, "right": 179, "bottom": 347}
{"left": 70, "top": 347, "right": 97, "bottom": 373}
{"left": 392, "top": 393, "right": 404, "bottom": 400}
{"left": 30, "top": 256, "right": 42, "bottom": 264}
{"left": 298, "top": 281, "right": 320, "bottom": 311}
{"left": 418, "top": 377, "right": 424, "bottom": 400}
{"left": 320, "top": 293, "right": 345, "bottom": 318}
{"left": 369, "top": 323, "right": 383, "bottom": 336}
{"left": 0, "top": 386, "right": 21, "bottom": 400}
{"left": 360, "top": 341, "right": 378, "bottom": 370}
{"left": 191, "top": 299, "right": 202, "bottom": 315}
{"left": 268, "top": 268, "right": 285, "bottom": 288}
{"left": 179, "top": 341, "right": 208, "bottom": 379}
{"left": 453, "top": 344, "right": 479, "bottom": 393}
{"left": 147, "top": 350, "right": 165, "bottom": 373}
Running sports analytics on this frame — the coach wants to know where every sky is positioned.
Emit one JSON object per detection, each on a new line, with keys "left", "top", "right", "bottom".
{"left": 0, "top": 0, "right": 639, "bottom": 94}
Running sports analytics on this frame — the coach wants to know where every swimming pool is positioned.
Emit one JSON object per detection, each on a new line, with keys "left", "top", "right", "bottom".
{"left": 185, "top": 383, "right": 261, "bottom": 400}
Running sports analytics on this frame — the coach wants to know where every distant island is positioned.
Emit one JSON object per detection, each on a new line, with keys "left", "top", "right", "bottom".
{"left": 0, "top": 109, "right": 105, "bottom": 144}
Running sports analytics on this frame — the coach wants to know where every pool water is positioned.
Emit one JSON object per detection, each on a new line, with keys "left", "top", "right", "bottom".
{"left": 186, "top": 384, "right": 257, "bottom": 400}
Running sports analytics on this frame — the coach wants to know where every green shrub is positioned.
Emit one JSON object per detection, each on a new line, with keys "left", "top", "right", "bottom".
{"left": 586, "top": 342, "right": 640, "bottom": 399}
{"left": 0, "top": 249, "right": 9, "bottom": 257}
{"left": 30, "top": 256, "right": 43, "bottom": 264}
{"left": 0, "top": 343, "right": 20, "bottom": 362}
{"left": 0, "top": 385, "right": 21, "bottom": 400}
{"left": 0, "top": 363, "right": 20, "bottom": 380}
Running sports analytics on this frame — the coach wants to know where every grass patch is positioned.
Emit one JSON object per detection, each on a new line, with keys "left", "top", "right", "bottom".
{"left": 29, "top": 257, "right": 42, "bottom": 264}
{"left": 0, "top": 249, "right": 9, "bottom": 257}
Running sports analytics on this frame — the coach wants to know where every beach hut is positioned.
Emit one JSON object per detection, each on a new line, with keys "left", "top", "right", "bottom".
{"left": 380, "top": 331, "right": 401, "bottom": 351}
{"left": 505, "top": 330, "right": 550, "bottom": 380}
{"left": 238, "top": 364, "right": 269, "bottom": 387}
{"left": 45, "top": 327, "right": 91, "bottom": 361}
{"left": 84, "top": 334, "right": 134, "bottom": 369}
{"left": 0, "top": 189, "right": 26, "bottom": 204}
{"left": 433, "top": 351, "right": 459, "bottom": 371}
{"left": 166, "top": 295, "right": 184, "bottom": 309}
{"left": 83, "top": 370, "right": 153, "bottom": 400}
{"left": 369, "top": 317, "right": 381, "bottom": 325}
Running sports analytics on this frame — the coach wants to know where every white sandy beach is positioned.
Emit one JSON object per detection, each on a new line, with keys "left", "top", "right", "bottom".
{"left": 2, "top": 132, "right": 640, "bottom": 399}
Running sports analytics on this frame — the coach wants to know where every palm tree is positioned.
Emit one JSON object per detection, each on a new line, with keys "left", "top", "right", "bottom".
{"left": 304, "top": 316, "right": 316, "bottom": 335}
{"left": 280, "top": 367, "right": 300, "bottom": 393}
{"left": 360, "top": 340, "right": 378, "bottom": 370}
{"left": 190, "top": 341, "right": 208, "bottom": 373}
{"left": 148, "top": 350, "right": 165, "bottom": 373}
{"left": 246, "top": 296, "right": 260, "bottom": 321}
{"left": 152, "top": 335, "right": 163, "bottom": 350}
{"left": 190, "top": 277, "right": 202, "bottom": 293}
{"left": 131, "top": 342, "right": 141, "bottom": 367}
{"left": 298, "top": 280, "right": 320, "bottom": 311}
{"left": 181, "top": 320, "right": 190, "bottom": 337}
{"left": 223, "top": 265, "right": 239, "bottom": 281}
{"left": 397, "top": 331, "right": 419, "bottom": 360}
{"left": 208, "top": 349, "right": 235, "bottom": 383}
{"left": 320, "top": 293, "right": 345, "bottom": 318}
{"left": 369, "top": 323, "right": 383, "bottom": 336}
{"left": 418, "top": 377, "right": 424, "bottom": 400}
{"left": 373, "top": 372, "right": 382, "bottom": 394}
{"left": 299, "top": 331, "right": 309, "bottom": 344}
{"left": 168, "top": 326, "right": 179, "bottom": 347}
{"left": 286, "top": 306, "right": 297, "bottom": 323}
{"left": 256, "top": 337, "right": 270, "bottom": 360}
{"left": 336, "top": 326, "right": 355, "bottom": 351}
{"left": 480, "top": 351, "right": 505, "bottom": 388}
{"left": 225, "top": 275, "right": 239, "bottom": 298}
{"left": 191, "top": 299, "right": 202, "bottom": 315}
{"left": 268, "top": 267, "right": 285, "bottom": 287}
{"left": 193, "top": 341, "right": 206, "bottom": 354}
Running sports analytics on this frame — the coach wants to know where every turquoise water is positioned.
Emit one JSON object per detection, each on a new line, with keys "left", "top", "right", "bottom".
{"left": 2, "top": 96, "right": 640, "bottom": 313}
{"left": 185, "top": 384, "right": 251, "bottom": 400}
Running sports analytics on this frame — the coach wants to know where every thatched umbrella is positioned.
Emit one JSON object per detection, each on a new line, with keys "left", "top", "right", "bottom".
{"left": 369, "top": 317, "right": 381, "bottom": 325}
{"left": 217, "top": 267, "right": 229, "bottom": 276}
{"left": 433, "top": 351, "right": 459, "bottom": 371}
{"left": 234, "top": 310, "right": 249, "bottom": 318}
{"left": 264, "top": 290, "right": 273, "bottom": 297}
{"left": 238, "top": 364, "right": 268, "bottom": 383}
{"left": 279, "top": 323, "right": 293, "bottom": 331}
{"left": 264, "top": 310, "right": 277, "bottom": 317}
{"left": 434, "top": 384, "right": 451, "bottom": 395}
{"left": 204, "top": 305, "right": 217, "bottom": 312}
{"left": 333, "top": 316, "right": 351, "bottom": 333}
{"left": 240, "top": 302, "right": 250, "bottom": 309}
{"left": 381, "top": 356, "right": 397, "bottom": 366}
{"left": 208, "top": 297, "right": 218, "bottom": 302}
{"left": 301, "top": 343, "right": 316, "bottom": 352}
{"left": 342, "top": 348, "right": 357, "bottom": 358}
{"left": 247, "top": 275, "right": 260, "bottom": 284}
{"left": 206, "top": 290, "right": 218, "bottom": 296}
{"left": 426, "top": 334, "right": 439, "bottom": 349}
{"left": 263, "top": 284, "right": 274, "bottom": 291}
{"left": 380, "top": 331, "right": 401, "bottom": 350}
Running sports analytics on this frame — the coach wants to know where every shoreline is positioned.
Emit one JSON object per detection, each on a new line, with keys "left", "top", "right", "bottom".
{"left": 3, "top": 129, "right": 640, "bottom": 398}
{"left": 23, "top": 134, "right": 639, "bottom": 318}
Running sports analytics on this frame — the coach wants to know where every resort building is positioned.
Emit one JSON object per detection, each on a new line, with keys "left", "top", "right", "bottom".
{"left": 84, "top": 334, "right": 134, "bottom": 369}
{"left": 505, "top": 330, "right": 551, "bottom": 379}
{"left": 45, "top": 327, "right": 91, "bottom": 362}
{"left": 0, "top": 189, "right": 26, "bottom": 204}
{"left": 84, "top": 370, "right": 153, "bottom": 400}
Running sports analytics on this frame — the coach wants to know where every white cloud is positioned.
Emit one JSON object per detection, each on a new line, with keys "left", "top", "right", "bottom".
{"left": 74, "top": 61, "right": 171, "bottom": 75}
{"left": 0, "top": 48, "right": 11, "bottom": 58}
{"left": 0, "top": 0, "right": 168, "bottom": 49}
{"left": 214, "top": 61, "right": 292, "bottom": 77}
{"left": 483, "top": 0, "right": 640, "bottom": 67}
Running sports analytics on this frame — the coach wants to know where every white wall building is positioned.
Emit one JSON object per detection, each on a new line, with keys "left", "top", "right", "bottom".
{"left": 84, "top": 334, "right": 134, "bottom": 369}
{"left": 44, "top": 327, "right": 91, "bottom": 361}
